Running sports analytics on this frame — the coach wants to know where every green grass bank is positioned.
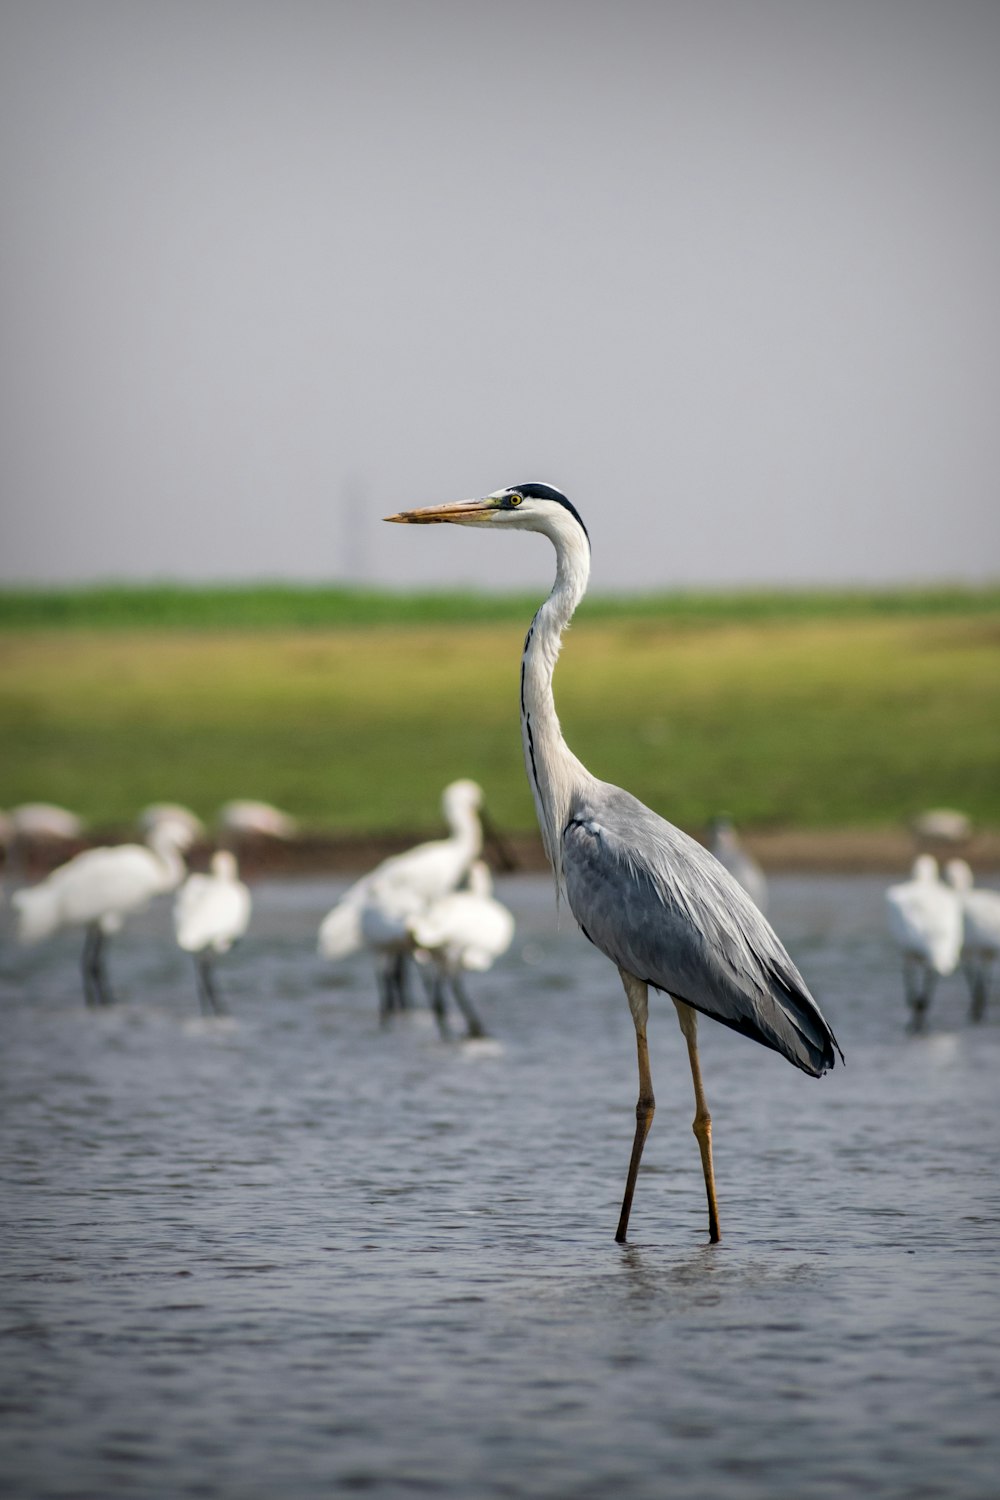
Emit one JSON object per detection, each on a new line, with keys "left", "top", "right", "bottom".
{"left": 2, "top": 581, "right": 1000, "bottom": 631}
{"left": 1, "top": 585, "right": 997, "bottom": 835}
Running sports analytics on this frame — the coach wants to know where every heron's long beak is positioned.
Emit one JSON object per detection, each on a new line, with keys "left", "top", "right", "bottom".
{"left": 384, "top": 499, "right": 496, "bottom": 525}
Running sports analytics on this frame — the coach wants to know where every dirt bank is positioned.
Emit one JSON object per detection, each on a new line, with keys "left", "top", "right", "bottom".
{"left": 10, "top": 826, "right": 999, "bottom": 882}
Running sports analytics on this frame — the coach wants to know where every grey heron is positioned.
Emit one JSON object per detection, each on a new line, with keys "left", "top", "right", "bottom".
{"left": 387, "top": 482, "right": 841, "bottom": 1244}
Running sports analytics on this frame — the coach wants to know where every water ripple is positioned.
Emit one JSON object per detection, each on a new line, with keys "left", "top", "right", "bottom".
{"left": 1, "top": 875, "right": 999, "bottom": 1499}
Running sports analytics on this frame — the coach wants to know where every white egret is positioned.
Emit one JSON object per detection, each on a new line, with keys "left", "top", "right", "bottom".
{"left": 7, "top": 803, "right": 84, "bottom": 841}
{"left": 1, "top": 803, "right": 84, "bottom": 886}
{"left": 173, "top": 851, "right": 251, "bottom": 1015}
{"left": 387, "top": 483, "right": 840, "bottom": 1244}
{"left": 885, "top": 854, "right": 963, "bottom": 1028}
{"left": 318, "top": 779, "right": 485, "bottom": 1018}
{"left": 357, "top": 875, "right": 426, "bottom": 1023}
{"left": 12, "top": 820, "right": 193, "bottom": 1006}
{"left": 943, "top": 860, "right": 1000, "bottom": 1021}
{"left": 910, "top": 808, "right": 972, "bottom": 849}
{"left": 216, "top": 800, "right": 298, "bottom": 840}
{"left": 139, "top": 802, "right": 206, "bottom": 843}
{"left": 408, "top": 861, "right": 515, "bottom": 1038}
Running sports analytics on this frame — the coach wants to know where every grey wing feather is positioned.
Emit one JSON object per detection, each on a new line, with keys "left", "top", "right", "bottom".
{"left": 562, "top": 784, "right": 841, "bottom": 1077}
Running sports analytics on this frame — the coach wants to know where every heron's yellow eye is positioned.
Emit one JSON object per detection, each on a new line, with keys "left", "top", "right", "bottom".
{"left": 508, "top": 493, "right": 523, "bottom": 507}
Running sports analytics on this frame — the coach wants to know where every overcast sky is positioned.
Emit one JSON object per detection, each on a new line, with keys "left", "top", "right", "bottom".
{"left": 1, "top": 1, "right": 998, "bottom": 592}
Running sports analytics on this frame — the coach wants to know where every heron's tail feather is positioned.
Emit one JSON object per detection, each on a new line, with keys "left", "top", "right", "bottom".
{"left": 762, "top": 957, "right": 843, "bottom": 1076}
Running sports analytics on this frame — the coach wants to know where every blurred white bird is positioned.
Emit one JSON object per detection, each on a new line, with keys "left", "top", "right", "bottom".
{"left": 216, "top": 800, "right": 298, "bottom": 840}
{"left": 910, "top": 808, "right": 972, "bottom": 849}
{"left": 1, "top": 802, "right": 84, "bottom": 886}
{"left": 12, "top": 820, "right": 193, "bottom": 1006}
{"left": 707, "top": 816, "right": 768, "bottom": 912}
{"left": 318, "top": 779, "right": 485, "bottom": 1018}
{"left": 944, "top": 860, "right": 1000, "bottom": 1022}
{"left": 357, "top": 876, "right": 426, "bottom": 1023}
{"left": 408, "top": 861, "right": 514, "bottom": 1038}
{"left": 173, "top": 850, "right": 251, "bottom": 1015}
{"left": 885, "top": 854, "right": 963, "bottom": 1028}
{"left": 139, "top": 802, "right": 206, "bottom": 843}
{"left": 7, "top": 803, "right": 84, "bottom": 841}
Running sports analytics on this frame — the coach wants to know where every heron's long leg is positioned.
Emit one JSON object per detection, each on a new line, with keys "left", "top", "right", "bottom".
{"left": 449, "top": 973, "right": 486, "bottom": 1040}
{"left": 673, "top": 999, "right": 721, "bottom": 1245}
{"left": 615, "top": 969, "right": 654, "bottom": 1244}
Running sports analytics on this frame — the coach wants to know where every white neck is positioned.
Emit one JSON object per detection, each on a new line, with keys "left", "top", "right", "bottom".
{"left": 519, "top": 508, "right": 594, "bottom": 889}
{"left": 444, "top": 793, "right": 483, "bottom": 862}
{"left": 147, "top": 824, "right": 188, "bottom": 889}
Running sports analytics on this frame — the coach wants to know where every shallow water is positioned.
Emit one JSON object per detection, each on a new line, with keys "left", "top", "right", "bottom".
{"left": 2, "top": 874, "right": 998, "bottom": 1500}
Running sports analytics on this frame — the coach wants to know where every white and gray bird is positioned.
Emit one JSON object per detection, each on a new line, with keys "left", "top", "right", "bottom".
{"left": 216, "top": 800, "right": 298, "bottom": 841}
{"left": 708, "top": 816, "right": 768, "bottom": 912}
{"left": 173, "top": 850, "right": 251, "bottom": 1015}
{"left": 318, "top": 778, "right": 485, "bottom": 1021}
{"left": 885, "top": 854, "right": 963, "bottom": 1029}
{"left": 1, "top": 802, "right": 84, "bottom": 886}
{"left": 387, "top": 483, "right": 841, "bottom": 1244}
{"left": 12, "top": 820, "right": 193, "bottom": 1006}
{"left": 944, "top": 859, "right": 1000, "bottom": 1022}
{"left": 910, "top": 808, "right": 972, "bottom": 850}
{"left": 6, "top": 802, "right": 84, "bottom": 842}
{"left": 408, "top": 860, "right": 515, "bottom": 1038}
{"left": 139, "top": 802, "right": 206, "bottom": 844}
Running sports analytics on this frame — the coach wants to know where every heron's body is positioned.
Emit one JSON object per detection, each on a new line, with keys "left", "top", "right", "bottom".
{"left": 886, "top": 855, "right": 962, "bottom": 1027}
{"left": 388, "top": 483, "right": 840, "bottom": 1243}
{"left": 944, "top": 860, "right": 1000, "bottom": 1021}
{"left": 564, "top": 786, "right": 834, "bottom": 1072}
{"left": 174, "top": 851, "right": 251, "bottom": 1015}
{"left": 12, "top": 822, "right": 190, "bottom": 1006}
